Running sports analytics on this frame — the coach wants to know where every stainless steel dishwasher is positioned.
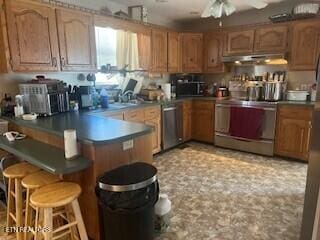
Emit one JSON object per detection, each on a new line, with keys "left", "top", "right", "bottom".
{"left": 162, "top": 102, "right": 183, "bottom": 150}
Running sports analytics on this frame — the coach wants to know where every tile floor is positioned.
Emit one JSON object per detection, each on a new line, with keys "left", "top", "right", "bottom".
{"left": 154, "top": 142, "right": 307, "bottom": 240}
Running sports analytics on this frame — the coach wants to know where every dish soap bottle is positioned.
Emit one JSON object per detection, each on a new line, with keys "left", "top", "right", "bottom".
{"left": 155, "top": 194, "right": 171, "bottom": 233}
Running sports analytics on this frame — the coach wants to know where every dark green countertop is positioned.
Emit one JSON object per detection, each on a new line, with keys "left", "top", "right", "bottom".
{"left": 277, "top": 101, "right": 315, "bottom": 107}
{"left": 3, "top": 111, "right": 153, "bottom": 145}
{"left": 0, "top": 136, "right": 91, "bottom": 174}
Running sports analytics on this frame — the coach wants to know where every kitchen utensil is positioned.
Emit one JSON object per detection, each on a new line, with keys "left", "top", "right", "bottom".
{"left": 217, "top": 87, "right": 229, "bottom": 98}
{"left": 264, "top": 82, "right": 286, "bottom": 101}
{"left": 247, "top": 86, "right": 263, "bottom": 101}
{"left": 286, "top": 90, "right": 309, "bottom": 101}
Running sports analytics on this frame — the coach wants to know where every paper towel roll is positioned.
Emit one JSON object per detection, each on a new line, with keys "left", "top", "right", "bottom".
{"left": 161, "top": 83, "right": 171, "bottom": 100}
{"left": 64, "top": 129, "right": 79, "bottom": 159}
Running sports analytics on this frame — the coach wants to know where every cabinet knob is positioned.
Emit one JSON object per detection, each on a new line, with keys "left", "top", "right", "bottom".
{"left": 211, "top": 59, "right": 215, "bottom": 63}
{"left": 190, "top": 58, "right": 193, "bottom": 62}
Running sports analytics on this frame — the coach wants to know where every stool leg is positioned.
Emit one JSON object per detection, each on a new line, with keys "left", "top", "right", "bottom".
{"left": 15, "top": 178, "right": 23, "bottom": 240}
{"left": 43, "top": 208, "right": 53, "bottom": 240}
{"left": 25, "top": 188, "right": 33, "bottom": 240}
{"left": 65, "top": 205, "right": 76, "bottom": 240}
{"left": 6, "top": 178, "right": 14, "bottom": 231}
{"left": 34, "top": 207, "right": 40, "bottom": 240}
{"left": 71, "top": 200, "right": 88, "bottom": 240}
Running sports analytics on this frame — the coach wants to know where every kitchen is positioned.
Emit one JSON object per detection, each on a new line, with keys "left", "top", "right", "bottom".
{"left": 0, "top": 0, "right": 319, "bottom": 240}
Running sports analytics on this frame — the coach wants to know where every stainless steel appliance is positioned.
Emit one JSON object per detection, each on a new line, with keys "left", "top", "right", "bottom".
{"left": 300, "top": 56, "right": 320, "bottom": 240}
{"left": 264, "top": 82, "right": 286, "bottom": 101}
{"left": 215, "top": 99, "right": 277, "bottom": 156}
{"left": 19, "top": 82, "right": 69, "bottom": 116}
{"left": 162, "top": 103, "right": 183, "bottom": 150}
{"left": 222, "top": 53, "right": 287, "bottom": 64}
{"left": 78, "top": 86, "right": 94, "bottom": 109}
{"left": 170, "top": 74, "right": 206, "bottom": 97}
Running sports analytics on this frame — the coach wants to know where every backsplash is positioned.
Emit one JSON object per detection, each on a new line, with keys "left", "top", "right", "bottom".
{"left": 204, "top": 71, "right": 316, "bottom": 90}
{"left": 0, "top": 72, "right": 170, "bottom": 99}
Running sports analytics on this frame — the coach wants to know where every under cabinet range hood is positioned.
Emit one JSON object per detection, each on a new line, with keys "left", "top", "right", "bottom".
{"left": 222, "top": 53, "right": 288, "bottom": 65}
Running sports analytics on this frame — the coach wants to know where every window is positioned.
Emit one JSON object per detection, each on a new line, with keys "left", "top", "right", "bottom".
{"left": 95, "top": 27, "right": 117, "bottom": 69}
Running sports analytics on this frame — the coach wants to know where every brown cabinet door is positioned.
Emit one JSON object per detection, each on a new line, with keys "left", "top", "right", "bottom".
{"left": 56, "top": 9, "right": 96, "bottom": 71}
{"left": 183, "top": 101, "right": 192, "bottom": 141}
{"left": 226, "top": 30, "right": 255, "bottom": 55}
{"left": 138, "top": 33, "right": 151, "bottom": 70}
{"left": 254, "top": 25, "right": 288, "bottom": 53}
{"left": 168, "top": 32, "right": 181, "bottom": 73}
{"left": 145, "top": 117, "right": 161, "bottom": 154}
{"left": 6, "top": 0, "right": 60, "bottom": 71}
{"left": 151, "top": 29, "right": 168, "bottom": 72}
{"left": 123, "top": 109, "right": 145, "bottom": 123}
{"left": 182, "top": 33, "right": 203, "bottom": 73}
{"left": 192, "top": 101, "right": 215, "bottom": 143}
{"left": 275, "top": 106, "right": 313, "bottom": 161}
{"left": 290, "top": 20, "right": 320, "bottom": 71}
{"left": 204, "top": 32, "right": 225, "bottom": 73}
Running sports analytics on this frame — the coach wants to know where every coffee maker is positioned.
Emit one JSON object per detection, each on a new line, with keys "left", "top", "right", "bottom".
{"left": 78, "top": 86, "right": 94, "bottom": 109}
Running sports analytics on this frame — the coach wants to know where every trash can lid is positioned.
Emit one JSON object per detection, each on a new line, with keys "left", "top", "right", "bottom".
{"left": 98, "top": 162, "right": 157, "bottom": 192}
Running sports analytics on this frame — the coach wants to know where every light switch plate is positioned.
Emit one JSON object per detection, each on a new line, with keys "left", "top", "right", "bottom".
{"left": 123, "top": 140, "right": 134, "bottom": 150}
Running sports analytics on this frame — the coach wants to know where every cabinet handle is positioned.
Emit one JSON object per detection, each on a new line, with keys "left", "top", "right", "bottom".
{"left": 52, "top": 57, "right": 57, "bottom": 67}
{"left": 211, "top": 59, "right": 215, "bottom": 63}
{"left": 61, "top": 57, "right": 66, "bottom": 67}
{"left": 190, "top": 58, "right": 193, "bottom": 62}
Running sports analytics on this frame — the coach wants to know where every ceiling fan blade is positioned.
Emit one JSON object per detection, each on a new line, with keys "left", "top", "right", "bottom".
{"left": 243, "top": 0, "right": 268, "bottom": 9}
{"left": 201, "top": 0, "right": 217, "bottom": 18}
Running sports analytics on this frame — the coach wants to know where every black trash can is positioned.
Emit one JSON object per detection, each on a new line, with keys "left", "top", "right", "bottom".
{"left": 96, "top": 162, "right": 159, "bottom": 240}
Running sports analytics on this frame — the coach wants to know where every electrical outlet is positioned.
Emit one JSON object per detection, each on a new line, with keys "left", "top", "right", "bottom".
{"left": 123, "top": 140, "right": 134, "bottom": 151}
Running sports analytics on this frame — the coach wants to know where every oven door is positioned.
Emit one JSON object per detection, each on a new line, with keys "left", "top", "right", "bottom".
{"left": 214, "top": 103, "right": 277, "bottom": 156}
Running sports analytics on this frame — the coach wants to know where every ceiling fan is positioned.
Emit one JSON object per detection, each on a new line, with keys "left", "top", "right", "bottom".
{"left": 201, "top": 0, "right": 268, "bottom": 18}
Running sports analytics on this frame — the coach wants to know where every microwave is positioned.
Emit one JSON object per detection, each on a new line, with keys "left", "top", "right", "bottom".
{"left": 176, "top": 82, "right": 206, "bottom": 97}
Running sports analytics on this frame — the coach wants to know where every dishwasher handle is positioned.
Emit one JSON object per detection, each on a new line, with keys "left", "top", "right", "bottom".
{"left": 163, "top": 107, "right": 177, "bottom": 111}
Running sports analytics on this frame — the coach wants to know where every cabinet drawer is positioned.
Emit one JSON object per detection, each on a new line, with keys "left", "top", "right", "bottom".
{"left": 193, "top": 100, "right": 214, "bottom": 110}
{"left": 144, "top": 106, "right": 161, "bottom": 120}
{"left": 124, "top": 109, "right": 145, "bottom": 122}
{"left": 278, "top": 106, "right": 313, "bottom": 120}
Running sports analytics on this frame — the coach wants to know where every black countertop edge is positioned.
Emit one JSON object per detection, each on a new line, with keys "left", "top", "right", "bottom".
{"left": 0, "top": 136, "right": 91, "bottom": 174}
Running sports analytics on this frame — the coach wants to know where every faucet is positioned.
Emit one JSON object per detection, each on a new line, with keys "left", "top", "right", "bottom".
{"left": 118, "top": 90, "right": 134, "bottom": 103}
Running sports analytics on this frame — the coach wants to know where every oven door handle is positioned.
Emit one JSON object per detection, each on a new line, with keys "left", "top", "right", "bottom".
{"left": 215, "top": 132, "right": 274, "bottom": 144}
{"left": 215, "top": 104, "right": 276, "bottom": 111}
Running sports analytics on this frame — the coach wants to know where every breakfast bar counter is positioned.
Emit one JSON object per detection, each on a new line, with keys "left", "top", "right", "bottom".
{"left": 1, "top": 111, "right": 154, "bottom": 240}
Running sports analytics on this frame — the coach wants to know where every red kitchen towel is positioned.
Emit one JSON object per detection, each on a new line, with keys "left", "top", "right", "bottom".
{"left": 229, "top": 107, "right": 265, "bottom": 140}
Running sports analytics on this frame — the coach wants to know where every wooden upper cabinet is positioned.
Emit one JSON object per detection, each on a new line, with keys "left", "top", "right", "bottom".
{"left": 181, "top": 33, "right": 203, "bottom": 73}
{"left": 168, "top": 32, "right": 181, "bottom": 73}
{"left": 5, "top": 0, "right": 60, "bottom": 71}
{"left": 290, "top": 20, "right": 320, "bottom": 71}
{"left": 226, "top": 30, "right": 255, "bottom": 55}
{"left": 275, "top": 106, "right": 313, "bottom": 161}
{"left": 138, "top": 33, "right": 151, "bottom": 70}
{"left": 56, "top": 9, "right": 96, "bottom": 71}
{"left": 151, "top": 29, "right": 168, "bottom": 72}
{"left": 204, "top": 32, "right": 225, "bottom": 73}
{"left": 254, "top": 25, "right": 288, "bottom": 53}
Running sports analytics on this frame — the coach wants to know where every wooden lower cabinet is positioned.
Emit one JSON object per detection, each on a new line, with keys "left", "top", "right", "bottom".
{"left": 124, "top": 106, "right": 161, "bottom": 154}
{"left": 192, "top": 100, "right": 215, "bottom": 143}
{"left": 275, "top": 105, "right": 313, "bottom": 161}
{"left": 183, "top": 100, "right": 192, "bottom": 141}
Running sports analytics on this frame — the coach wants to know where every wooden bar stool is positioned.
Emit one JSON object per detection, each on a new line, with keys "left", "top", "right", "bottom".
{"left": 3, "top": 162, "right": 40, "bottom": 240}
{"left": 30, "top": 182, "right": 88, "bottom": 240}
{"left": 22, "top": 170, "right": 61, "bottom": 240}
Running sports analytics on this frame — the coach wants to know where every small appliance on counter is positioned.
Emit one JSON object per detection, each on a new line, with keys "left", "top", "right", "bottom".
{"left": 77, "top": 86, "right": 95, "bottom": 109}
{"left": 19, "top": 77, "right": 70, "bottom": 116}
{"left": 286, "top": 90, "right": 309, "bottom": 101}
{"left": 170, "top": 74, "right": 206, "bottom": 97}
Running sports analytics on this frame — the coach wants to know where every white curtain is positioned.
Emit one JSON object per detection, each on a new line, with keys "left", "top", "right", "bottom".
{"left": 116, "top": 30, "right": 140, "bottom": 71}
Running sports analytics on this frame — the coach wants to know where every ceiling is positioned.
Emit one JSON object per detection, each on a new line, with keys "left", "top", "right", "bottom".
{"left": 108, "top": 0, "right": 286, "bottom": 21}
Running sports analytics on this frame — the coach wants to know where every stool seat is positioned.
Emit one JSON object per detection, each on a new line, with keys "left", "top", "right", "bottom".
{"left": 30, "top": 182, "right": 81, "bottom": 208}
{"left": 3, "top": 162, "right": 40, "bottom": 178}
{"left": 22, "top": 170, "right": 60, "bottom": 189}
